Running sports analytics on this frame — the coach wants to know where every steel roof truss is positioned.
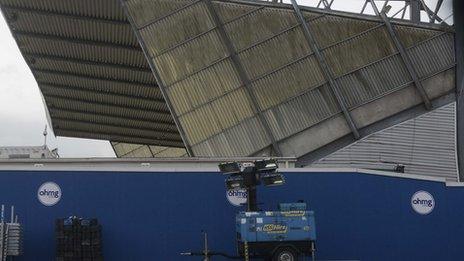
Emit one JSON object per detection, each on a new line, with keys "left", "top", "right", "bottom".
{"left": 290, "top": 0, "right": 361, "bottom": 139}
{"left": 204, "top": 0, "right": 283, "bottom": 156}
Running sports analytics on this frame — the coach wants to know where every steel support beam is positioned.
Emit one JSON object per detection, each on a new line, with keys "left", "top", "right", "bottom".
{"left": 431, "top": 0, "right": 444, "bottom": 23}
{"left": 33, "top": 68, "right": 158, "bottom": 90}
{"left": 375, "top": 6, "right": 433, "bottom": 110}
{"left": 147, "top": 145, "right": 157, "bottom": 157}
{"left": 47, "top": 107, "right": 176, "bottom": 125}
{"left": 52, "top": 118, "right": 182, "bottom": 141}
{"left": 113, "top": 143, "right": 185, "bottom": 158}
{"left": 153, "top": 6, "right": 266, "bottom": 58}
{"left": 51, "top": 116, "right": 179, "bottom": 135}
{"left": 54, "top": 127, "right": 183, "bottom": 145}
{"left": 162, "top": 7, "right": 444, "bottom": 92}
{"left": 114, "top": 144, "right": 149, "bottom": 158}
{"left": 44, "top": 93, "right": 170, "bottom": 116}
{"left": 113, "top": 143, "right": 147, "bottom": 157}
{"left": 13, "top": 31, "right": 140, "bottom": 50}
{"left": 455, "top": 0, "right": 464, "bottom": 181}
{"left": 409, "top": 0, "right": 422, "bottom": 23}
{"left": 55, "top": 129, "right": 185, "bottom": 148}
{"left": 297, "top": 92, "right": 456, "bottom": 166}
{"left": 38, "top": 82, "right": 165, "bottom": 106}
{"left": 120, "top": 0, "right": 194, "bottom": 156}
{"left": 25, "top": 52, "right": 151, "bottom": 72}
{"left": 1, "top": 4, "right": 129, "bottom": 25}
{"left": 290, "top": 0, "right": 360, "bottom": 139}
{"left": 204, "top": 0, "right": 283, "bottom": 156}
{"left": 137, "top": 0, "right": 202, "bottom": 30}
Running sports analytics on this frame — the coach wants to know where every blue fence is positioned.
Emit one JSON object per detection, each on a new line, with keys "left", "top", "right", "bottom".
{"left": 0, "top": 170, "right": 462, "bottom": 260}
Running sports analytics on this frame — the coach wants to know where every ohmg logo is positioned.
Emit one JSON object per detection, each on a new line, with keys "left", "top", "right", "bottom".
{"left": 226, "top": 189, "right": 247, "bottom": 207}
{"left": 38, "top": 182, "right": 62, "bottom": 206}
{"left": 411, "top": 191, "right": 434, "bottom": 215}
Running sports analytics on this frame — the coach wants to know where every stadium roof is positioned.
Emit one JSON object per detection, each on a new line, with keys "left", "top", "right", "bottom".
{"left": 0, "top": 0, "right": 457, "bottom": 161}
{"left": 122, "top": 0, "right": 455, "bottom": 159}
{"left": 0, "top": 0, "right": 184, "bottom": 149}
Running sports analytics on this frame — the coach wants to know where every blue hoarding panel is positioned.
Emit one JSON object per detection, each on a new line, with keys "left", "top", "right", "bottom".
{"left": 0, "top": 170, "right": 462, "bottom": 260}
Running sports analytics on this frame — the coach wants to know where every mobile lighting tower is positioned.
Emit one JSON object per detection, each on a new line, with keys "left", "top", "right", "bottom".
{"left": 219, "top": 159, "right": 316, "bottom": 261}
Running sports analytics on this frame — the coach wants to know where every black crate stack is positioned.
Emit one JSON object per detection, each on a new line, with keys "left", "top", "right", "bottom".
{"left": 55, "top": 216, "right": 103, "bottom": 261}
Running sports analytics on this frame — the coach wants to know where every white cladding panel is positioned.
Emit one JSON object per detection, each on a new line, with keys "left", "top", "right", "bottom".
{"left": 312, "top": 103, "right": 458, "bottom": 181}
{"left": 0, "top": 146, "right": 59, "bottom": 159}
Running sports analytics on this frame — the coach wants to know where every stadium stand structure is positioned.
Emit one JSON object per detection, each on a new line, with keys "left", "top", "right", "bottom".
{"left": 0, "top": 0, "right": 461, "bottom": 179}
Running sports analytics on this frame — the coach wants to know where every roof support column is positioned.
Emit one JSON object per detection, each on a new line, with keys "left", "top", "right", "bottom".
{"left": 119, "top": 0, "right": 195, "bottom": 156}
{"left": 371, "top": 1, "right": 432, "bottom": 110}
{"left": 203, "top": 0, "right": 283, "bottom": 156}
{"left": 409, "top": 0, "right": 422, "bottom": 24}
{"left": 454, "top": 0, "right": 464, "bottom": 181}
{"left": 290, "top": 0, "right": 360, "bottom": 140}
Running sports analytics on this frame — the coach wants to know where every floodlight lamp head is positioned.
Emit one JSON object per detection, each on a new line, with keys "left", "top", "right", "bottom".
{"left": 225, "top": 175, "right": 244, "bottom": 190}
{"left": 261, "top": 172, "right": 285, "bottom": 187}
{"left": 218, "top": 162, "right": 241, "bottom": 175}
{"left": 241, "top": 162, "right": 256, "bottom": 174}
{"left": 255, "top": 159, "right": 278, "bottom": 172}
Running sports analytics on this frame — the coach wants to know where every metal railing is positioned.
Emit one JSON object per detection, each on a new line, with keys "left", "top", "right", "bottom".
{"left": 260, "top": 0, "right": 453, "bottom": 25}
{"left": 0, "top": 205, "right": 22, "bottom": 260}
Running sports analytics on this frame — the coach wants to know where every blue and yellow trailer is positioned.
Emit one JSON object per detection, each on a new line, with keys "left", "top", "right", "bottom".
{"left": 236, "top": 202, "right": 316, "bottom": 260}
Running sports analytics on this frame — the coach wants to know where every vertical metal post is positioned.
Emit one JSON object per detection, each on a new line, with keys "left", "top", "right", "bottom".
{"left": 290, "top": 0, "right": 361, "bottom": 139}
{"left": 9, "top": 207, "right": 13, "bottom": 224}
{"left": 372, "top": 2, "right": 432, "bottom": 110}
{"left": 119, "top": 0, "right": 195, "bottom": 157}
{"left": 203, "top": 0, "right": 283, "bottom": 156}
{"left": 203, "top": 231, "right": 209, "bottom": 261}
{"left": 242, "top": 168, "right": 259, "bottom": 212}
{"left": 409, "top": 0, "right": 421, "bottom": 23}
{"left": 311, "top": 241, "right": 316, "bottom": 261}
{"left": 455, "top": 0, "right": 464, "bottom": 181}
{"left": 246, "top": 187, "right": 258, "bottom": 212}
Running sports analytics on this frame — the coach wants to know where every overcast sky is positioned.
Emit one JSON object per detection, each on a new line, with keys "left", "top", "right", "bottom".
{"left": 0, "top": 12, "right": 115, "bottom": 158}
{"left": 0, "top": 0, "right": 453, "bottom": 158}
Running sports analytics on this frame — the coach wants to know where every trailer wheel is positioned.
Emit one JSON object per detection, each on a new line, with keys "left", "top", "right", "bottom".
{"left": 272, "top": 247, "right": 298, "bottom": 261}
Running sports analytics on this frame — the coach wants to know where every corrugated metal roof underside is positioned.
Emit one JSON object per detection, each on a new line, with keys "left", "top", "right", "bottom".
{"left": 125, "top": 0, "right": 456, "bottom": 157}
{"left": 111, "top": 142, "right": 188, "bottom": 158}
{"left": 312, "top": 103, "right": 458, "bottom": 181}
{"left": 0, "top": 0, "right": 184, "bottom": 148}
